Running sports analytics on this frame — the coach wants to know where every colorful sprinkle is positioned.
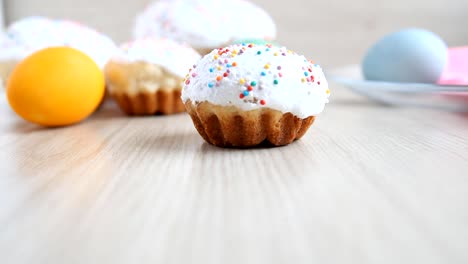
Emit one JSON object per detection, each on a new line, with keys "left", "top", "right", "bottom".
{"left": 199, "top": 46, "right": 321, "bottom": 105}
{"left": 326, "top": 89, "right": 330, "bottom": 94}
{"left": 191, "top": 72, "right": 197, "bottom": 77}
{"left": 185, "top": 79, "right": 190, "bottom": 85}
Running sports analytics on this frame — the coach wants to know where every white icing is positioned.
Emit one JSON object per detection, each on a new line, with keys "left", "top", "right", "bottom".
{"left": 134, "top": 0, "right": 276, "bottom": 49}
{"left": 112, "top": 38, "right": 201, "bottom": 78}
{"left": 0, "top": 32, "right": 26, "bottom": 61}
{"left": 181, "top": 44, "right": 330, "bottom": 118}
{"left": 0, "top": 16, "right": 118, "bottom": 68}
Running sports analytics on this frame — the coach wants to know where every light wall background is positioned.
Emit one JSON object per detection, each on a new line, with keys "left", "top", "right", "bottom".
{"left": 4, "top": 0, "right": 468, "bottom": 68}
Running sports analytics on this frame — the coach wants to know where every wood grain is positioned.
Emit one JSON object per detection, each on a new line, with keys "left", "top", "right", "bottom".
{"left": 0, "top": 80, "right": 467, "bottom": 263}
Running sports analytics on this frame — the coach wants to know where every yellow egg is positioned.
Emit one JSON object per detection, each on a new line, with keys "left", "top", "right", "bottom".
{"left": 7, "top": 47, "right": 105, "bottom": 127}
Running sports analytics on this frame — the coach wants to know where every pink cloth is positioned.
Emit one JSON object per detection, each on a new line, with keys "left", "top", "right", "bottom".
{"left": 438, "top": 46, "right": 468, "bottom": 85}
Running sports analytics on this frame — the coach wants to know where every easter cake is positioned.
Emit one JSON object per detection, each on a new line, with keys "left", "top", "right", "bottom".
{"left": 134, "top": 0, "right": 276, "bottom": 55}
{"left": 104, "top": 38, "right": 201, "bottom": 115}
{"left": 181, "top": 43, "right": 330, "bottom": 148}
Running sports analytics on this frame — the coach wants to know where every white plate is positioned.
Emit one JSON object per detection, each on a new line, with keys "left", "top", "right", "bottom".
{"left": 329, "top": 65, "right": 468, "bottom": 112}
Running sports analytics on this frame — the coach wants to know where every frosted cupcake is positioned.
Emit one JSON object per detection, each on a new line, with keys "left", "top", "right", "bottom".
{"left": 0, "top": 16, "right": 118, "bottom": 82}
{"left": 134, "top": 0, "right": 276, "bottom": 55}
{"left": 104, "top": 38, "right": 201, "bottom": 115}
{"left": 182, "top": 44, "right": 330, "bottom": 148}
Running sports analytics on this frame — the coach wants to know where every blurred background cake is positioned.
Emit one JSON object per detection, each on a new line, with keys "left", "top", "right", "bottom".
{"left": 133, "top": 0, "right": 277, "bottom": 55}
{"left": 104, "top": 38, "right": 201, "bottom": 115}
{"left": 0, "top": 16, "right": 118, "bottom": 83}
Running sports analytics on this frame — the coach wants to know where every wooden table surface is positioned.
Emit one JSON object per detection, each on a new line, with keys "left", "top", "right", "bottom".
{"left": 0, "top": 78, "right": 467, "bottom": 264}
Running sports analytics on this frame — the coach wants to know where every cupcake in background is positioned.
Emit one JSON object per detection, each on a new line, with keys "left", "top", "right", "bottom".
{"left": 0, "top": 16, "right": 118, "bottom": 82}
{"left": 104, "top": 38, "right": 201, "bottom": 115}
{"left": 134, "top": 0, "right": 276, "bottom": 55}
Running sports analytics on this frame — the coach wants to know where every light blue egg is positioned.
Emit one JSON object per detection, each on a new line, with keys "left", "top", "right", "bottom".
{"left": 362, "top": 28, "right": 448, "bottom": 83}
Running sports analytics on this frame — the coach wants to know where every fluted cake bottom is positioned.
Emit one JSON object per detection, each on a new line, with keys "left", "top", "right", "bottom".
{"left": 185, "top": 100, "right": 315, "bottom": 148}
